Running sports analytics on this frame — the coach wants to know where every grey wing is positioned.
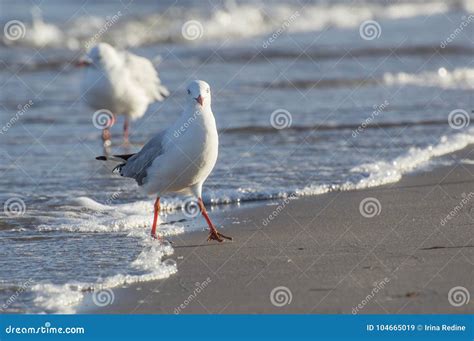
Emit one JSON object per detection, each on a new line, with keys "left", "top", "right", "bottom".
{"left": 119, "top": 131, "right": 167, "bottom": 185}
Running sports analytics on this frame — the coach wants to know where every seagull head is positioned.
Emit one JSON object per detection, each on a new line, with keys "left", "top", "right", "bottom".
{"left": 76, "top": 43, "right": 118, "bottom": 68}
{"left": 187, "top": 80, "right": 211, "bottom": 108}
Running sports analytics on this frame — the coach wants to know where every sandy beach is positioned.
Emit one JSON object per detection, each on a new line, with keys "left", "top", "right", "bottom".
{"left": 79, "top": 146, "right": 474, "bottom": 314}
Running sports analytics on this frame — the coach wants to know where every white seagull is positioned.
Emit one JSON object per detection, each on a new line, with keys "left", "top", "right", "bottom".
{"left": 96, "top": 80, "right": 232, "bottom": 242}
{"left": 78, "top": 43, "right": 169, "bottom": 145}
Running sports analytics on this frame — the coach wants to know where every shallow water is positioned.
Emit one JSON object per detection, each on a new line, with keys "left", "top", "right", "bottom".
{"left": 1, "top": 0, "right": 473, "bottom": 313}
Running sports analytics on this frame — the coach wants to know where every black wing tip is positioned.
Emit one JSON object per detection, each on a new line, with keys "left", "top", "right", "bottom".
{"left": 96, "top": 156, "right": 107, "bottom": 161}
{"left": 113, "top": 163, "right": 125, "bottom": 174}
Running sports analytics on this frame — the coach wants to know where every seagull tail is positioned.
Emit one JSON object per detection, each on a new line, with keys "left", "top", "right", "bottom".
{"left": 95, "top": 154, "right": 135, "bottom": 162}
{"left": 158, "top": 85, "right": 170, "bottom": 100}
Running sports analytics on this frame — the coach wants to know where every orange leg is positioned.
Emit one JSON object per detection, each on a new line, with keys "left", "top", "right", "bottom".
{"left": 197, "top": 198, "right": 232, "bottom": 242}
{"left": 151, "top": 197, "right": 160, "bottom": 239}
{"left": 102, "top": 127, "right": 111, "bottom": 145}
{"left": 101, "top": 113, "right": 115, "bottom": 146}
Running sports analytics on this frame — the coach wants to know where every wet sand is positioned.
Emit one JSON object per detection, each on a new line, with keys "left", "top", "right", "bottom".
{"left": 80, "top": 146, "right": 474, "bottom": 314}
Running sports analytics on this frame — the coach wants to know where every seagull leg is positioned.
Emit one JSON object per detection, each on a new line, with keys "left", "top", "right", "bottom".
{"left": 101, "top": 113, "right": 114, "bottom": 147}
{"left": 197, "top": 198, "right": 232, "bottom": 242}
{"left": 102, "top": 127, "right": 111, "bottom": 146}
{"left": 151, "top": 197, "right": 160, "bottom": 240}
{"left": 123, "top": 118, "right": 130, "bottom": 145}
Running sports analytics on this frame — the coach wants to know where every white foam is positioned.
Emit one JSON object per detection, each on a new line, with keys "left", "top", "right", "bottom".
{"left": 32, "top": 194, "right": 184, "bottom": 313}
{"left": 300, "top": 129, "right": 474, "bottom": 195}
{"left": 39, "top": 197, "right": 186, "bottom": 235}
{"left": 31, "top": 239, "right": 175, "bottom": 314}
{"left": 4, "top": 1, "right": 468, "bottom": 49}
{"left": 383, "top": 67, "right": 474, "bottom": 90}
{"left": 5, "top": 8, "right": 80, "bottom": 49}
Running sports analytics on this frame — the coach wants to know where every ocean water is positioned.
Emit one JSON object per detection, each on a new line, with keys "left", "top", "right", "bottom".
{"left": 1, "top": 0, "right": 473, "bottom": 313}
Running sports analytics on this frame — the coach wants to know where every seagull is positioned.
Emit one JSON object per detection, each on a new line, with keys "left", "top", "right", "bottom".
{"left": 96, "top": 80, "right": 232, "bottom": 243}
{"left": 77, "top": 43, "right": 169, "bottom": 145}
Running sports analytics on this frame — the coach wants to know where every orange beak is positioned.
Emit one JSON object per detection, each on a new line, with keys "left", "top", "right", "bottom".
{"left": 75, "top": 59, "right": 91, "bottom": 68}
{"left": 195, "top": 95, "right": 204, "bottom": 106}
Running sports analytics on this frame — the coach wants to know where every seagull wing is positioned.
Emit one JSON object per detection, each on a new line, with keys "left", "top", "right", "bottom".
{"left": 118, "top": 130, "right": 167, "bottom": 185}
{"left": 123, "top": 51, "right": 169, "bottom": 102}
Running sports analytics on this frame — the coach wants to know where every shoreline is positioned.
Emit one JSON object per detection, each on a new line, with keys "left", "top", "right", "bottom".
{"left": 77, "top": 145, "right": 474, "bottom": 314}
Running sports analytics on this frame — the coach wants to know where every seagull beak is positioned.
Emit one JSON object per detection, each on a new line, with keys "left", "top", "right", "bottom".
{"left": 75, "top": 58, "right": 92, "bottom": 68}
{"left": 195, "top": 95, "right": 204, "bottom": 106}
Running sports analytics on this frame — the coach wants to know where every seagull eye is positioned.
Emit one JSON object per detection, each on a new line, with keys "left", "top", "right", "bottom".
{"left": 187, "top": 89, "right": 191, "bottom": 95}
{"left": 207, "top": 88, "right": 210, "bottom": 93}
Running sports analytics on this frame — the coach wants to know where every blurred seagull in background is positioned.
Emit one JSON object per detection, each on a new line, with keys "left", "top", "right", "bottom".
{"left": 96, "top": 80, "right": 232, "bottom": 243}
{"left": 77, "top": 43, "right": 169, "bottom": 146}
